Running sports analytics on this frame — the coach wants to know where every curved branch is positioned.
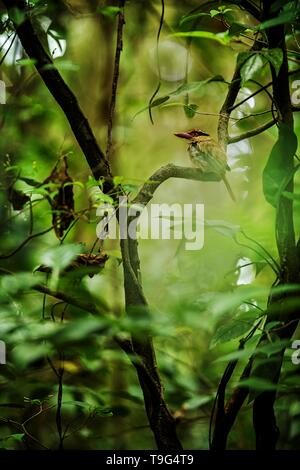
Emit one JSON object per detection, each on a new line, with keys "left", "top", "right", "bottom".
{"left": 133, "top": 164, "right": 220, "bottom": 207}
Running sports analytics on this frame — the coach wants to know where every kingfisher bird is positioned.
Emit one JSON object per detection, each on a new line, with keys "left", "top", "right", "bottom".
{"left": 174, "top": 129, "right": 236, "bottom": 202}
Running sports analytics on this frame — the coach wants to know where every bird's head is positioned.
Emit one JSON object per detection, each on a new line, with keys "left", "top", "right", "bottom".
{"left": 174, "top": 129, "right": 210, "bottom": 141}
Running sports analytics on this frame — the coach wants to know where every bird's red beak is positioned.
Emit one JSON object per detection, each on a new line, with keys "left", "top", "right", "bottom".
{"left": 174, "top": 132, "right": 193, "bottom": 140}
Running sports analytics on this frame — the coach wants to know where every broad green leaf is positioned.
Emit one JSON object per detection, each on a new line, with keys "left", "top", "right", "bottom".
{"left": 210, "top": 314, "right": 257, "bottom": 348}
{"left": 263, "top": 123, "right": 298, "bottom": 207}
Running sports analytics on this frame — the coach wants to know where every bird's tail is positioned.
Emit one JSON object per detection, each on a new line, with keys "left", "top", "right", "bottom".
{"left": 222, "top": 175, "right": 236, "bottom": 202}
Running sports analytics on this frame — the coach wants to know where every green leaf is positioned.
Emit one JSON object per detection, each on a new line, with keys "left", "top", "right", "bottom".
{"left": 41, "top": 244, "right": 82, "bottom": 290}
{"left": 98, "top": 6, "right": 121, "bottom": 18}
{"left": 263, "top": 123, "right": 298, "bottom": 207}
{"left": 172, "top": 31, "right": 231, "bottom": 45}
{"left": 205, "top": 219, "right": 241, "bottom": 239}
{"left": 210, "top": 314, "right": 257, "bottom": 348}
{"left": 7, "top": 434, "right": 25, "bottom": 442}
{"left": 16, "top": 58, "right": 37, "bottom": 67}
{"left": 133, "top": 76, "right": 225, "bottom": 119}
{"left": 170, "top": 75, "right": 225, "bottom": 97}
{"left": 41, "top": 244, "right": 81, "bottom": 272}
{"left": 12, "top": 343, "right": 52, "bottom": 369}
{"left": 281, "top": 191, "right": 300, "bottom": 200}
{"left": 257, "top": 8, "right": 300, "bottom": 30}
{"left": 179, "top": 12, "right": 210, "bottom": 26}
{"left": 257, "top": 339, "right": 290, "bottom": 356}
{"left": 1, "top": 273, "right": 43, "bottom": 295}
{"left": 210, "top": 9, "right": 221, "bottom": 18}
{"left": 9, "top": 7, "right": 26, "bottom": 25}
{"left": 228, "top": 22, "right": 248, "bottom": 36}
{"left": 215, "top": 347, "right": 255, "bottom": 362}
{"left": 271, "top": 0, "right": 295, "bottom": 13}
{"left": 48, "top": 318, "right": 110, "bottom": 345}
{"left": 262, "top": 48, "right": 283, "bottom": 75}
{"left": 239, "top": 377, "right": 279, "bottom": 391}
{"left": 183, "top": 395, "right": 213, "bottom": 410}
{"left": 184, "top": 103, "right": 198, "bottom": 118}
{"left": 240, "top": 53, "right": 266, "bottom": 86}
{"left": 150, "top": 96, "right": 170, "bottom": 108}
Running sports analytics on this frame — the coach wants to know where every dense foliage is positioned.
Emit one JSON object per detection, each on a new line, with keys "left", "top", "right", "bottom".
{"left": 0, "top": 0, "right": 300, "bottom": 450}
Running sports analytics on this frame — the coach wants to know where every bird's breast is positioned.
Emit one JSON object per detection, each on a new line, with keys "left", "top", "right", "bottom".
{"left": 188, "top": 142, "right": 210, "bottom": 171}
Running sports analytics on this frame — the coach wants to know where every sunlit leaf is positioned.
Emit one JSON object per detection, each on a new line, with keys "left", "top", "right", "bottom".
{"left": 172, "top": 31, "right": 231, "bottom": 45}
{"left": 98, "top": 6, "right": 121, "bottom": 18}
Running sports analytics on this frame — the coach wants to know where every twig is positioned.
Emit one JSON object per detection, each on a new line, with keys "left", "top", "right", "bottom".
{"left": 148, "top": 0, "right": 165, "bottom": 124}
{"left": 0, "top": 226, "right": 55, "bottom": 259}
{"left": 106, "top": 1, "right": 125, "bottom": 160}
{"left": 56, "top": 355, "right": 64, "bottom": 450}
{"left": 228, "top": 119, "right": 276, "bottom": 143}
